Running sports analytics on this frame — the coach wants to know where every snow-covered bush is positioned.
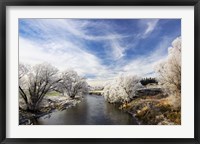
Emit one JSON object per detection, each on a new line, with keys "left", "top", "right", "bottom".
{"left": 57, "top": 70, "right": 89, "bottom": 98}
{"left": 102, "top": 75, "right": 143, "bottom": 103}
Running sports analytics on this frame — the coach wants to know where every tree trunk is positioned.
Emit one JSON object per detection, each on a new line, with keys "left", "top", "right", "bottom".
{"left": 70, "top": 94, "right": 76, "bottom": 99}
{"left": 27, "top": 103, "right": 38, "bottom": 113}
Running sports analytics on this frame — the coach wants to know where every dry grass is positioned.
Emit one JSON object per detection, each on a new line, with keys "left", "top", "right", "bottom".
{"left": 122, "top": 94, "right": 181, "bottom": 125}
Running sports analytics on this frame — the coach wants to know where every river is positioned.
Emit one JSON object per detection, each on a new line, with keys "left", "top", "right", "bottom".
{"left": 36, "top": 94, "right": 138, "bottom": 125}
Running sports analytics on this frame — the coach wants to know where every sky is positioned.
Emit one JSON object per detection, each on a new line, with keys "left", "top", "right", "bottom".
{"left": 19, "top": 19, "right": 181, "bottom": 84}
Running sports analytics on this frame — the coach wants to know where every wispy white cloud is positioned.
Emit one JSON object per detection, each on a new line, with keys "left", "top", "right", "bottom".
{"left": 104, "top": 38, "right": 125, "bottom": 60}
{"left": 144, "top": 20, "right": 159, "bottom": 36}
{"left": 21, "top": 19, "right": 128, "bottom": 60}
{"left": 62, "top": 19, "right": 128, "bottom": 60}
{"left": 121, "top": 36, "right": 171, "bottom": 77}
{"left": 137, "top": 19, "right": 159, "bottom": 39}
{"left": 19, "top": 37, "right": 110, "bottom": 79}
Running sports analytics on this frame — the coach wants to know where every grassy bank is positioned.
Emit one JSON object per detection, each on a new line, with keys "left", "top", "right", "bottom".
{"left": 120, "top": 94, "right": 181, "bottom": 125}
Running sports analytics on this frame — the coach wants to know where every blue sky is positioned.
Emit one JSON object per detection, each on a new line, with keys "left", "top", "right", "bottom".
{"left": 19, "top": 19, "right": 181, "bottom": 83}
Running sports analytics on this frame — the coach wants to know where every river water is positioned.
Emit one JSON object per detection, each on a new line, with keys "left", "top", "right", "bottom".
{"left": 36, "top": 94, "right": 138, "bottom": 125}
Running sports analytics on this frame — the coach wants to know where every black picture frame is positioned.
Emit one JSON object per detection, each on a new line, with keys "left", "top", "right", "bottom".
{"left": 0, "top": 0, "right": 199, "bottom": 143}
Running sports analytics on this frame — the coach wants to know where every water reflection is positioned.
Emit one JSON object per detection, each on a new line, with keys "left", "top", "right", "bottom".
{"left": 36, "top": 95, "right": 138, "bottom": 125}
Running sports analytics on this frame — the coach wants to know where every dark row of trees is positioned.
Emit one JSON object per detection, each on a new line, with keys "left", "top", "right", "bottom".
{"left": 140, "top": 77, "right": 158, "bottom": 86}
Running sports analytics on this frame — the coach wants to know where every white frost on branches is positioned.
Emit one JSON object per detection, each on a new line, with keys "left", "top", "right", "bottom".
{"left": 102, "top": 75, "right": 143, "bottom": 103}
{"left": 57, "top": 70, "right": 89, "bottom": 98}
{"left": 19, "top": 63, "right": 89, "bottom": 111}
{"left": 19, "top": 63, "right": 60, "bottom": 111}
{"left": 155, "top": 37, "right": 181, "bottom": 108}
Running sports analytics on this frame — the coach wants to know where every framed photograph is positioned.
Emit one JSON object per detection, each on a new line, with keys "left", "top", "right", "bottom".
{"left": 0, "top": 0, "right": 199, "bottom": 143}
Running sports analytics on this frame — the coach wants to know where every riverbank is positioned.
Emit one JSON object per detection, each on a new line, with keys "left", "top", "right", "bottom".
{"left": 120, "top": 94, "right": 181, "bottom": 125}
{"left": 19, "top": 96, "right": 82, "bottom": 125}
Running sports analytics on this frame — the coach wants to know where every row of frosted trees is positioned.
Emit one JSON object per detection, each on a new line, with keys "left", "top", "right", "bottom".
{"left": 19, "top": 63, "right": 88, "bottom": 112}
{"left": 102, "top": 37, "right": 181, "bottom": 107}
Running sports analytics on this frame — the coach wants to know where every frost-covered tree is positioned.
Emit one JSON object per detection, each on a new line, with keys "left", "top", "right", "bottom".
{"left": 19, "top": 63, "right": 60, "bottom": 111}
{"left": 19, "top": 63, "right": 30, "bottom": 79}
{"left": 103, "top": 75, "right": 143, "bottom": 103}
{"left": 120, "top": 75, "right": 144, "bottom": 97}
{"left": 19, "top": 63, "right": 30, "bottom": 106}
{"left": 155, "top": 37, "right": 181, "bottom": 108}
{"left": 57, "top": 70, "right": 88, "bottom": 99}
